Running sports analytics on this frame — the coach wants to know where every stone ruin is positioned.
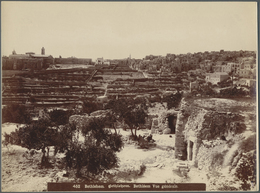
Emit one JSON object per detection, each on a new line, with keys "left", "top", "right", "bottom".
{"left": 151, "top": 109, "right": 178, "bottom": 135}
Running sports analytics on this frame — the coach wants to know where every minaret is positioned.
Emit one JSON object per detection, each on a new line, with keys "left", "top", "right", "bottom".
{"left": 41, "top": 47, "right": 45, "bottom": 55}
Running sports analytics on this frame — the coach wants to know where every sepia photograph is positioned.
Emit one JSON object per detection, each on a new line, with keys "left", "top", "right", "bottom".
{"left": 1, "top": 1, "right": 258, "bottom": 192}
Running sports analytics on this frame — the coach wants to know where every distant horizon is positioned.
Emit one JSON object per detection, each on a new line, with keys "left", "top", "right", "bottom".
{"left": 2, "top": 48, "right": 257, "bottom": 61}
{"left": 2, "top": 2, "right": 257, "bottom": 60}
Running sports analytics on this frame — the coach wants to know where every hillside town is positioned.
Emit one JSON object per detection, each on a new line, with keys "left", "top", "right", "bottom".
{"left": 2, "top": 48, "right": 257, "bottom": 191}
{"left": 2, "top": 48, "right": 256, "bottom": 109}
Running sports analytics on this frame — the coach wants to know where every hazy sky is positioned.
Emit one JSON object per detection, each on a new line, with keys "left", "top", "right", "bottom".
{"left": 1, "top": 2, "right": 257, "bottom": 60}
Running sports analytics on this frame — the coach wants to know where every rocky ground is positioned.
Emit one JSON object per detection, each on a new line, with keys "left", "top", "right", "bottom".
{"left": 1, "top": 97, "right": 257, "bottom": 191}
{"left": 2, "top": 123, "right": 209, "bottom": 192}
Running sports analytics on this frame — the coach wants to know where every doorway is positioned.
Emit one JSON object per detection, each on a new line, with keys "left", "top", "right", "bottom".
{"left": 188, "top": 140, "right": 194, "bottom": 161}
{"left": 168, "top": 115, "right": 177, "bottom": 134}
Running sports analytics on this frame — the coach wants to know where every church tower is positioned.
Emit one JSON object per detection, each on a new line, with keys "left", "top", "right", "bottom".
{"left": 41, "top": 47, "right": 45, "bottom": 55}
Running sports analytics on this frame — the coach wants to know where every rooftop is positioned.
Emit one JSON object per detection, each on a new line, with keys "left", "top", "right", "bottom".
{"left": 31, "top": 54, "right": 51, "bottom": 58}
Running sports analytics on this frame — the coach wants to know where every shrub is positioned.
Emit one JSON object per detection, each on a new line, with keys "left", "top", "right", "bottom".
{"left": 3, "top": 119, "right": 58, "bottom": 167}
{"left": 49, "top": 109, "right": 72, "bottom": 126}
{"left": 234, "top": 150, "right": 256, "bottom": 190}
{"left": 219, "top": 87, "right": 248, "bottom": 98}
{"left": 82, "top": 100, "right": 100, "bottom": 115}
{"left": 137, "top": 134, "right": 155, "bottom": 149}
{"left": 163, "top": 91, "right": 182, "bottom": 110}
{"left": 2, "top": 104, "right": 31, "bottom": 124}
{"left": 64, "top": 141, "right": 119, "bottom": 177}
{"left": 138, "top": 164, "right": 146, "bottom": 176}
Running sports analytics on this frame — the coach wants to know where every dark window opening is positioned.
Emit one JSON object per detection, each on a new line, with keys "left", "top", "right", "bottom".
{"left": 168, "top": 115, "right": 177, "bottom": 134}
{"left": 181, "top": 142, "right": 188, "bottom": 161}
{"left": 188, "top": 141, "right": 194, "bottom": 161}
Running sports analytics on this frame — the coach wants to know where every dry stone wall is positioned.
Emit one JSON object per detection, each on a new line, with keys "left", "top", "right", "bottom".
{"left": 174, "top": 99, "right": 190, "bottom": 160}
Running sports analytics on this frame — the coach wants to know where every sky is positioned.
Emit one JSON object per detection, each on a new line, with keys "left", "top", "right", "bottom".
{"left": 1, "top": 2, "right": 257, "bottom": 60}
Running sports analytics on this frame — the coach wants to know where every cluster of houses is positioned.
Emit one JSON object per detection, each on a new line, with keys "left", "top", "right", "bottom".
{"left": 2, "top": 48, "right": 256, "bottom": 88}
{"left": 128, "top": 50, "right": 256, "bottom": 87}
{"left": 205, "top": 58, "right": 256, "bottom": 86}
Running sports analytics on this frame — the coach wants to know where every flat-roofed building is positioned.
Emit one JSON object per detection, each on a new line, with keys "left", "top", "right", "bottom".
{"left": 95, "top": 57, "right": 104, "bottom": 65}
{"left": 205, "top": 72, "right": 229, "bottom": 84}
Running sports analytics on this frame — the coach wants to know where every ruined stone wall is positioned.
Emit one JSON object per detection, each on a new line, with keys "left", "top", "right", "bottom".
{"left": 150, "top": 108, "right": 178, "bottom": 134}
{"left": 175, "top": 97, "right": 249, "bottom": 167}
{"left": 174, "top": 99, "right": 190, "bottom": 160}
{"left": 182, "top": 109, "right": 208, "bottom": 165}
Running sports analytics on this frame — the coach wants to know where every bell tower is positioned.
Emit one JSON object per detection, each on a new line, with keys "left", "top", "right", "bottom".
{"left": 41, "top": 47, "right": 45, "bottom": 55}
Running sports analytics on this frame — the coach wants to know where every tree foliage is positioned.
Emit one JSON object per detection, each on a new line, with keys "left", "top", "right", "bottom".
{"left": 234, "top": 150, "right": 256, "bottom": 190}
{"left": 219, "top": 86, "right": 248, "bottom": 98}
{"left": 82, "top": 100, "right": 100, "bottom": 115}
{"left": 3, "top": 113, "right": 123, "bottom": 176}
{"left": 3, "top": 118, "right": 58, "bottom": 166}
{"left": 163, "top": 91, "right": 182, "bottom": 110}
{"left": 105, "top": 98, "right": 148, "bottom": 138}
{"left": 48, "top": 109, "right": 72, "bottom": 126}
{"left": 2, "top": 104, "right": 31, "bottom": 124}
{"left": 62, "top": 117, "right": 123, "bottom": 177}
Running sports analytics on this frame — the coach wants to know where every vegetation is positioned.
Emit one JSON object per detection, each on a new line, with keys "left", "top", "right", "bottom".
{"left": 2, "top": 104, "right": 31, "bottom": 124}
{"left": 219, "top": 86, "right": 249, "bottom": 98}
{"left": 62, "top": 117, "right": 123, "bottom": 177}
{"left": 232, "top": 134, "right": 257, "bottom": 190}
{"left": 3, "top": 119, "right": 58, "bottom": 167}
{"left": 3, "top": 110, "right": 123, "bottom": 178}
{"left": 49, "top": 109, "right": 73, "bottom": 126}
{"left": 217, "top": 77, "right": 233, "bottom": 88}
{"left": 163, "top": 91, "right": 183, "bottom": 110}
{"left": 234, "top": 150, "right": 256, "bottom": 190}
{"left": 82, "top": 100, "right": 100, "bottom": 115}
{"left": 200, "top": 112, "right": 246, "bottom": 140}
{"left": 124, "top": 107, "right": 148, "bottom": 138}
{"left": 105, "top": 98, "right": 148, "bottom": 139}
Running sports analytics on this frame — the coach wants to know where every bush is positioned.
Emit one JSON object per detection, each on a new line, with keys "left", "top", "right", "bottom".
{"left": 234, "top": 150, "right": 256, "bottom": 190}
{"left": 2, "top": 104, "right": 31, "bottom": 124}
{"left": 49, "top": 109, "right": 72, "bottom": 126}
{"left": 138, "top": 164, "right": 146, "bottom": 176}
{"left": 82, "top": 100, "right": 100, "bottom": 115}
{"left": 163, "top": 91, "right": 182, "bottom": 110}
{"left": 65, "top": 141, "right": 119, "bottom": 177}
{"left": 137, "top": 134, "right": 155, "bottom": 149}
{"left": 3, "top": 119, "right": 58, "bottom": 167}
{"left": 219, "top": 87, "right": 248, "bottom": 98}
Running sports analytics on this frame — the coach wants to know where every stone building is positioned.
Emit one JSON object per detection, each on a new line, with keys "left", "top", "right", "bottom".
{"left": 95, "top": 57, "right": 104, "bottom": 65}
{"left": 3, "top": 48, "right": 53, "bottom": 70}
{"left": 190, "top": 81, "right": 199, "bottom": 91}
{"left": 205, "top": 72, "right": 229, "bottom": 84}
